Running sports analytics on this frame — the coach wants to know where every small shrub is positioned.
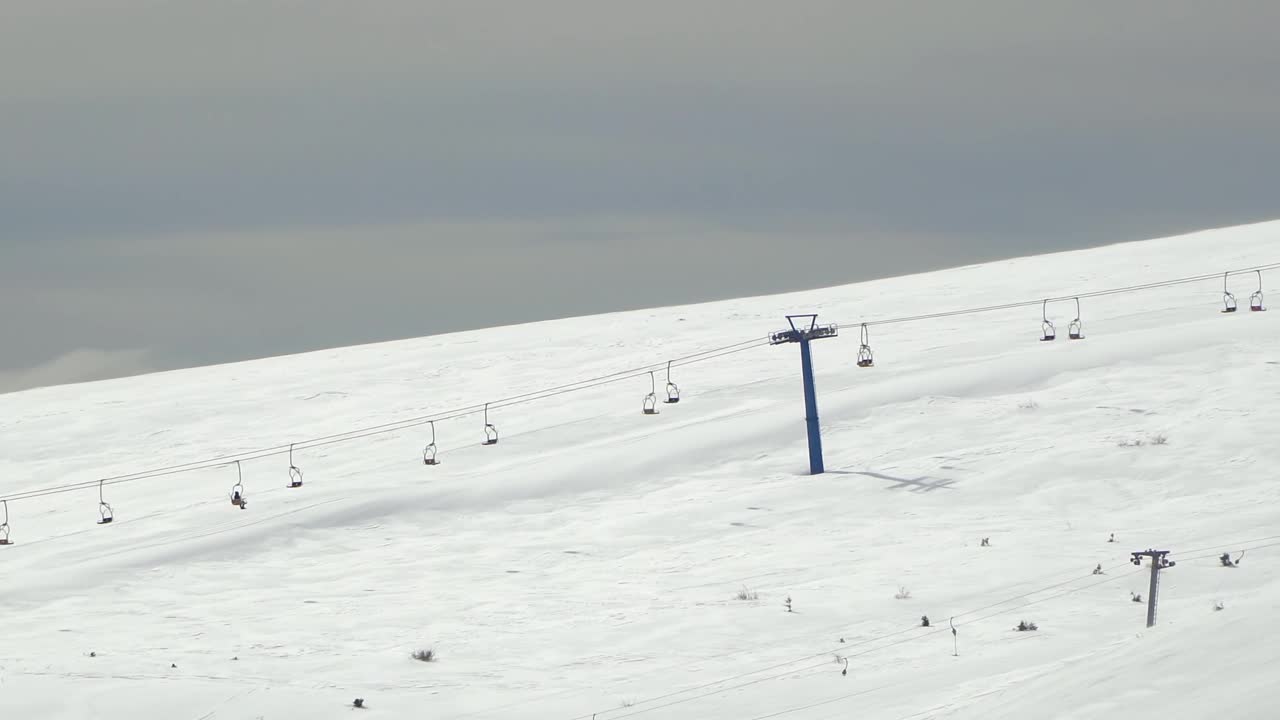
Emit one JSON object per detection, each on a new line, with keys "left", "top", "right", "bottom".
{"left": 920, "top": 615, "right": 931, "bottom": 627}
{"left": 1131, "top": 593, "right": 1143, "bottom": 603}
{"left": 1119, "top": 434, "right": 1168, "bottom": 448}
{"left": 353, "top": 698, "right": 365, "bottom": 709}
{"left": 1018, "top": 399, "right": 1039, "bottom": 411}
{"left": 1015, "top": 620, "right": 1038, "bottom": 632}
{"left": 412, "top": 648, "right": 436, "bottom": 663}
{"left": 736, "top": 586, "right": 759, "bottom": 601}
{"left": 894, "top": 586, "right": 912, "bottom": 600}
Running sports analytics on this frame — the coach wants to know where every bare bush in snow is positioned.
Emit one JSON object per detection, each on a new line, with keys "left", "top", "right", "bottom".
{"left": 894, "top": 586, "right": 912, "bottom": 600}
{"left": 736, "top": 586, "right": 759, "bottom": 601}
{"left": 412, "top": 648, "right": 436, "bottom": 663}
{"left": 1118, "top": 433, "right": 1169, "bottom": 448}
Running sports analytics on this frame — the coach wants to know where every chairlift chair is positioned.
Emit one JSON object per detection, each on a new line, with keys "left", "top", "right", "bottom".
{"left": 482, "top": 404, "right": 499, "bottom": 445}
{"left": 643, "top": 371, "right": 660, "bottom": 415}
{"left": 0, "top": 500, "right": 12, "bottom": 545}
{"left": 287, "top": 443, "right": 304, "bottom": 488}
{"left": 230, "top": 461, "right": 247, "bottom": 509}
{"left": 1040, "top": 300, "right": 1056, "bottom": 341}
{"left": 97, "top": 480, "right": 114, "bottom": 524}
{"left": 1068, "top": 298, "right": 1084, "bottom": 340}
{"left": 423, "top": 420, "right": 441, "bottom": 466}
{"left": 1223, "top": 272, "right": 1238, "bottom": 313}
{"left": 665, "top": 382, "right": 681, "bottom": 404}
{"left": 1250, "top": 270, "right": 1266, "bottom": 312}
{"left": 663, "top": 360, "right": 681, "bottom": 404}
{"left": 856, "top": 324, "right": 874, "bottom": 367}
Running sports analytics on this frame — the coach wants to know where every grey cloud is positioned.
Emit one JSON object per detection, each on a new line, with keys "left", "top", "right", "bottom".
{"left": 2, "top": 1, "right": 1278, "bottom": 389}
{"left": 0, "top": 348, "right": 156, "bottom": 394}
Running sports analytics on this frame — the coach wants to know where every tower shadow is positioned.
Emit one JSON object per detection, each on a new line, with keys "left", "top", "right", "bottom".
{"left": 829, "top": 469, "right": 958, "bottom": 492}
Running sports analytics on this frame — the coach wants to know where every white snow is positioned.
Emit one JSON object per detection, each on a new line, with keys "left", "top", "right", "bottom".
{"left": 3, "top": 221, "right": 1280, "bottom": 719}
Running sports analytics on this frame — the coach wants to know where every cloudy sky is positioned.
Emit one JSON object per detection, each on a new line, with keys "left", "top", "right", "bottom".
{"left": 3, "top": 1, "right": 1278, "bottom": 392}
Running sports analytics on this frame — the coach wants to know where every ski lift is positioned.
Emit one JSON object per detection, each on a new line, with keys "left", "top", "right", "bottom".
{"left": 856, "top": 323, "right": 874, "bottom": 367}
{"left": 287, "top": 443, "right": 303, "bottom": 488}
{"left": 1040, "top": 300, "right": 1056, "bottom": 341}
{"left": 423, "top": 420, "right": 441, "bottom": 466}
{"left": 1250, "top": 270, "right": 1266, "bottom": 312}
{"left": 1068, "top": 298, "right": 1084, "bottom": 340}
{"left": 643, "top": 371, "right": 660, "bottom": 415}
{"left": 0, "top": 500, "right": 12, "bottom": 545}
{"left": 663, "top": 360, "right": 681, "bottom": 404}
{"left": 97, "top": 480, "right": 114, "bottom": 524}
{"left": 230, "top": 461, "right": 247, "bottom": 509}
{"left": 1222, "top": 272, "right": 1238, "bottom": 313}
{"left": 482, "top": 403, "right": 499, "bottom": 446}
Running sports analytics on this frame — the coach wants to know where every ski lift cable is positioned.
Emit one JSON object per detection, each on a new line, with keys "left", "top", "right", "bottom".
{"left": 591, "top": 568, "right": 1143, "bottom": 720}
{"left": 612, "top": 539, "right": 1271, "bottom": 720}
{"left": 1177, "top": 533, "right": 1280, "bottom": 556}
{"left": 835, "top": 261, "right": 1280, "bottom": 330}
{"left": 0, "top": 340, "right": 770, "bottom": 504}
{"left": 743, "top": 682, "right": 896, "bottom": 720}
{"left": 12, "top": 372, "right": 784, "bottom": 549}
{"left": 733, "top": 571, "right": 1145, "bottom": 720}
{"left": 5, "top": 261, "right": 1277, "bottom": 507}
{"left": 671, "top": 568, "right": 1144, "bottom": 720}
{"left": 1180, "top": 539, "right": 1280, "bottom": 562}
{"left": 566, "top": 563, "right": 1143, "bottom": 720}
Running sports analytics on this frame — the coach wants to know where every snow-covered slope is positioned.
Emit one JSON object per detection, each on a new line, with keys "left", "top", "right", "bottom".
{"left": 3, "top": 222, "right": 1279, "bottom": 719}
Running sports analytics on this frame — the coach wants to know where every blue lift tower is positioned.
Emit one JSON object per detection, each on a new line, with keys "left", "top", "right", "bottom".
{"left": 770, "top": 314, "right": 838, "bottom": 475}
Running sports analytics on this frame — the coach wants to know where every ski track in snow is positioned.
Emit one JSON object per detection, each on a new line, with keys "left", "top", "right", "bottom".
{"left": 2, "top": 221, "right": 1280, "bottom": 719}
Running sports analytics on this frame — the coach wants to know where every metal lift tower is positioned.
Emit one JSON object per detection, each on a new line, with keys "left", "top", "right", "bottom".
{"left": 770, "top": 314, "right": 838, "bottom": 475}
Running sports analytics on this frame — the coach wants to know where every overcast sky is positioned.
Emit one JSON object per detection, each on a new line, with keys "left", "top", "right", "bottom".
{"left": 3, "top": 1, "right": 1279, "bottom": 392}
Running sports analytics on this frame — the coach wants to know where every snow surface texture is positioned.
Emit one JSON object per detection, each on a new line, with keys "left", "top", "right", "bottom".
{"left": 3, "top": 221, "right": 1280, "bottom": 719}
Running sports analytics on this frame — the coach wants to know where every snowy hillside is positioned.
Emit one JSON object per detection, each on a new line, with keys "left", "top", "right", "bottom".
{"left": 3, "top": 221, "right": 1280, "bottom": 719}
